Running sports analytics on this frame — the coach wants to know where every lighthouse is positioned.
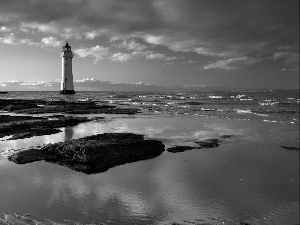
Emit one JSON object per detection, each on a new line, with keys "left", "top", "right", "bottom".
{"left": 60, "top": 42, "right": 75, "bottom": 94}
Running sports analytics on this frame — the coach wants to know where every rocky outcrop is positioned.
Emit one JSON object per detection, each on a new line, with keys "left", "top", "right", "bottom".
{"left": 0, "top": 99, "right": 139, "bottom": 114}
{"left": 8, "top": 148, "right": 54, "bottom": 164}
{"left": 0, "top": 115, "right": 45, "bottom": 123}
{"left": 8, "top": 133, "right": 165, "bottom": 174}
{"left": 0, "top": 116, "right": 92, "bottom": 140}
{"left": 167, "top": 138, "right": 221, "bottom": 153}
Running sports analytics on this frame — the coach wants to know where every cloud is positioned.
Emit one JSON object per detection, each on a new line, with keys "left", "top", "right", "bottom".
{"left": 132, "top": 82, "right": 151, "bottom": 85}
{"left": 165, "top": 57, "right": 178, "bottom": 61}
{"left": 75, "top": 78, "right": 99, "bottom": 83}
{"left": 0, "top": 80, "right": 56, "bottom": 89}
{"left": 110, "top": 52, "right": 134, "bottom": 62}
{"left": 114, "top": 39, "right": 148, "bottom": 51}
{"left": 74, "top": 45, "right": 109, "bottom": 63}
{"left": 85, "top": 29, "right": 107, "bottom": 40}
{"left": 162, "top": 62, "right": 174, "bottom": 66}
{"left": 195, "top": 47, "right": 229, "bottom": 57}
{"left": 142, "top": 35, "right": 198, "bottom": 53}
{"left": 0, "top": 33, "right": 39, "bottom": 46}
{"left": 0, "top": 33, "right": 15, "bottom": 44}
{"left": 181, "top": 60, "right": 197, "bottom": 64}
{"left": 146, "top": 53, "right": 165, "bottom": 60}
{"left": 110, "top": 50, "right": 165, "bottom": 62}
{"left": 0, "top": 0, "right": 298, "bottom": 70}
{"left": 41, "top": 36, "right": 63, "bottom": 47}
{"left": 21, "top": 22, "right": 84, "bottom": 39}
{"left": 0, "top": 26, "right": 12, "bottom": 32}
{"left": 203, "top": 56, "right": 263, "bottom": 70}
{"left": 21, "top": 22, "right": 58, "bottom": 34}
{"left": 273, "top": 52, "right": 299, "bottom": 71}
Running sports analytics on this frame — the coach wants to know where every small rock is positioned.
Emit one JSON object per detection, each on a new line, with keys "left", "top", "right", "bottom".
{"left": 280, "top": 146, "right": 300, "bottom": 151}
{"left": 196, "top": 139, "right": 220, "bottom": 148}
{"left": 167, "top": 146, "right": 196, "bottom": 153}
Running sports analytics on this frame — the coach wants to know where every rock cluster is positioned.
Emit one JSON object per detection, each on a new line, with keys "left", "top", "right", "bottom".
{"left": 0, "top": 99, "right": 139, "bottom": 114}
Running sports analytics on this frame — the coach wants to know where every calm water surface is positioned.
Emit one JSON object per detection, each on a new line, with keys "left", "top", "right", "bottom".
{"left": 0, "top": 115, "right": 299, "bottom": 225}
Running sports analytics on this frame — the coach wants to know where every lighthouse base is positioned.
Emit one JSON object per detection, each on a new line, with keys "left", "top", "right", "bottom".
{"left": 60, "top": 90, "right": 75, "bottom": 95}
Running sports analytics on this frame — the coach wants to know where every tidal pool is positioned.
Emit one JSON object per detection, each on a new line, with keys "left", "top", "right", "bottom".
{"left": 0, "top": 115, "right": 299, "bottom": 225}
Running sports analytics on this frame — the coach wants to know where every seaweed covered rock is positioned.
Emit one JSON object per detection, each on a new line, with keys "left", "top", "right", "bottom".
{"left": 42, "top": 133, "right": 164, "bottom": 163}
{"left": 8, "top": 133, "right": 165, "bottom": 174}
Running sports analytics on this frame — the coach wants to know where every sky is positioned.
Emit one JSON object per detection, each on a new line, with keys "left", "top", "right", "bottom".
{"left": 0, "top": 0, "right": 299, "bottom": 91}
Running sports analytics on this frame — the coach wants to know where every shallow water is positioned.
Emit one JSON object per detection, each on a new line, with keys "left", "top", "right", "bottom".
{"left": 1, "top": 90, "right": 299, "bottom": 124}
{"left": 0, "top": 115, "right": 299, "bottom": 224}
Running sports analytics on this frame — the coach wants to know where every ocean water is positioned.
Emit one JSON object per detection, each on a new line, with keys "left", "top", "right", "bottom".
{"left": 1, "top": 90, "right": 299, "bottom": 124}
{"left": 0, "top": 91, "right": 299, "bottom": 225}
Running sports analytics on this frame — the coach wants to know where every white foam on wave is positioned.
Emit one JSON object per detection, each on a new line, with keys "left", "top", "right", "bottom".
{"left": 200, "top": 108, "right": 215, "bottom": 111}
{"left": 240, "top": 98, "right": 254, "bottom": 101}
{"left": 262, "top": 119, "right": 278, "bottom": 123}
{"left": 234, "top": 109, "right": 252, "bottom": 114}
{"left": 254, "top": 113, "right": 269, "bottom": 117}
{"left": 259, "top": 101, "right": 279, "bottom": 106}
{"left": 208, "top": 95, "right": 222, "bottom": 99}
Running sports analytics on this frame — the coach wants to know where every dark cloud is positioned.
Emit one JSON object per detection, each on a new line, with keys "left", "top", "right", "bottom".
{"left": 0, "top": 0, "right": 298, "bottom": 70}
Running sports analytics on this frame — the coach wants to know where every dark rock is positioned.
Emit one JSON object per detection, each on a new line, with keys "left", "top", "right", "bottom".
{"left": 0, "top": 99, "right": 139, "bottom": 115}
{"left": 42, "top": 133, "right": 163, "bottom": 163}
{"left": 221, "top": 134, "right": 234, "bottom": 139}
{"left": 7, "top": 128, "right": 62, "bottom": 140}
{"left": 280, "top": 146, "right": 300, "bottom": 151}
{"left": 195, "top": 139, "right": 220, "bottom": 148}
{"left": 0, "top": 115, "right": 45, "bottom": 123}
{"left": 185, "top": 101, "right": 204, "bottom": 105}
{"left": 3, "top": 104, "right": 38, "bottom": 111}
{"left": 167, "top": 145, "right": 196, "bottom": 153}
{"left": 8, "top": 149, "right": 54, "bottom": 164}
{"left": 8, "top": 133, "right": 165, "bottom": 174}
{"left": 0, "top": 99, "right": 45, "bottom": 111}
{"left": 167, "top": 138, "right": 221, "bottom": 153}
{"left": 0, "top": 116, "right": 91, "bottom": 140}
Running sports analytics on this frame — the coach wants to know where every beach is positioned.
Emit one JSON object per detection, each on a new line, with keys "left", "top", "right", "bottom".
{"left": 0, "top": 91, "right": 299, "bottom": 225}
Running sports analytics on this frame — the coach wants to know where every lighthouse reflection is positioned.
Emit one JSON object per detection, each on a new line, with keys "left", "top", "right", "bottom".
{"left": 64, "top": 127, "right": 74, "bottom": 141}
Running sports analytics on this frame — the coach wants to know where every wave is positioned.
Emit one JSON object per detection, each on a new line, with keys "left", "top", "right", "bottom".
{"left": 208, "top": 95, "right": 223, "bottom": 99}
{"left": 259, "top": 101, "right": 279, "bottom": 106}
{"left": 253, "top": 113, "right": 269, "bottom": 117}
{"left": 240, "top": 98, "right": 254, "bottom": 101}
{"left": 200, "top": 107, "right": 215, "bottom": 111}
{"left": 234, "top": 109, "right": 252, "bottom": 114}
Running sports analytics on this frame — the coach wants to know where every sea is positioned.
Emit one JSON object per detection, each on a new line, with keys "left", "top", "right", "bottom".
{"left": 0, "top": 90, "right": 299, "bottom": 225}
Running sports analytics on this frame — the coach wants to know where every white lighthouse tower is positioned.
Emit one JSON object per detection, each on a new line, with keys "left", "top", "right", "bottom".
{"left": 60, "top": 42, "right": 75, "bottom": 94}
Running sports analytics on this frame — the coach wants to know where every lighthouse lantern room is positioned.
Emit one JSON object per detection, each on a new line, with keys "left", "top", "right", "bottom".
{"left": 60, "top": 42, "right": 75, "bottom": 94}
